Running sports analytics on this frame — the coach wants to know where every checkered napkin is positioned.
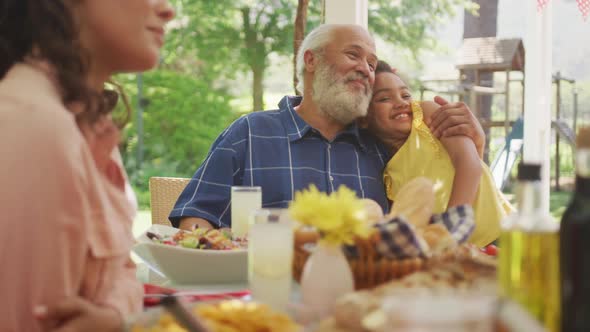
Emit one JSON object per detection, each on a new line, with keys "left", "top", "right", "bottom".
{"left": 373, "top": 205, "right": 475, "bottom": 260}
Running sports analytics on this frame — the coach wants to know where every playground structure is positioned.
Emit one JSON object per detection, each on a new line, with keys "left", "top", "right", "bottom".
{"left": 420, "top": 37, "right": 526, "bottom": 137}
{"left": 419, "top": 37, "right": 581, "bottom": 191}
{"left": 553, "top": 72, "right": 578, "bottom": 191}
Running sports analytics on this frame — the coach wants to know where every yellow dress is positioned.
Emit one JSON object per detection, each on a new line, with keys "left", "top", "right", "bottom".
{"left": 383, "top": 101, "right": 513, "bottom": 247}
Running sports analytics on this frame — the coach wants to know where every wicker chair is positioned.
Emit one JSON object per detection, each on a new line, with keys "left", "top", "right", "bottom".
{"left": 149, "top": 177, "right": 191, "bottom": 226}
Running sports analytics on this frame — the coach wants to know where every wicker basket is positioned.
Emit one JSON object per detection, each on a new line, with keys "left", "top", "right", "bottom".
{"left": 293, "top": 232, "right": 454, "bottom": 290}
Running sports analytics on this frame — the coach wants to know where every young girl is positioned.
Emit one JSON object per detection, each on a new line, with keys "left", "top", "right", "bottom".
{"left": 0, "top": 1, "right": 174, "bottom": 331}
{"left": 365, "top": 61, "right": 513, "bottom": 247}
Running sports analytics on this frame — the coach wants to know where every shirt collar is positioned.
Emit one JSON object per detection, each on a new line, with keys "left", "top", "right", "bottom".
{"left": 277, "top": 95, "right": 368, "bottom": 151}
{"left": 278, "top": 96, "right": 312, "bottom": 142}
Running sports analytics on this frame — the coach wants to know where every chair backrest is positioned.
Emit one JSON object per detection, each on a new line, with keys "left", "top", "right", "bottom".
{"left": 149, "top": 177, "right": 191, "bottom": 226}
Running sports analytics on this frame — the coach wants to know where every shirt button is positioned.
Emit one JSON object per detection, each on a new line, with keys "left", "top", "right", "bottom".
{"left": 329, "top": 176, "right": 334, "bottom": 181}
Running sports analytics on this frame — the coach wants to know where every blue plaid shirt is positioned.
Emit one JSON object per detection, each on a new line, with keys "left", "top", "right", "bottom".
{"left": 170, "top": 96, "right": 390, "bottom": 228}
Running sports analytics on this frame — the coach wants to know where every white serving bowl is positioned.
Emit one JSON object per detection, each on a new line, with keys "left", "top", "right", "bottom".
{"left": 133, "top": 224, "right": 247, "bottom": 285}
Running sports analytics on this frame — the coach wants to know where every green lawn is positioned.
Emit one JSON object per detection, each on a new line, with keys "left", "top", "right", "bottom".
{"left": 504, "top": 190, "right": 572, "bottom": 220}
{"left": 550, "top": 190, "right": 573, "bottom": 219}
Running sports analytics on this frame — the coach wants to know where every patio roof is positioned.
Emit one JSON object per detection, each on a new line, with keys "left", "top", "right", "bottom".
{"left": 456, "top": 37, "right": 525, "bottom": 72}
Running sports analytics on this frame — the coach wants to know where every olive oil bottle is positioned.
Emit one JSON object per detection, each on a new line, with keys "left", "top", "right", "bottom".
{"left": 499, "top": 163, "right": 560, "bottom": 332}
{"left": 560, "top": 127, "right": 590, "bottom": 332}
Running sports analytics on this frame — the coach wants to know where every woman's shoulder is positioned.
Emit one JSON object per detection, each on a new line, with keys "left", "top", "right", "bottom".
{"left": 0, "top": 63, "right": 84, "bottom": 152}
{"left": 1, "top": 96, "right": 88, "bottom": 172}
{"left": 35, "top": 104, "right": 85, "bottom": 153}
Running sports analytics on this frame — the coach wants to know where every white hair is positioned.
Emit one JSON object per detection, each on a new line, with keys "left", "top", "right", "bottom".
{"left": 295, "top": 24, "right": 341, "bottom": 94}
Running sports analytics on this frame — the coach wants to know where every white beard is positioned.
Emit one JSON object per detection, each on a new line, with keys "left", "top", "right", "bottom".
{"left": 311, "top": 62, "right": 372, "bottom": 125}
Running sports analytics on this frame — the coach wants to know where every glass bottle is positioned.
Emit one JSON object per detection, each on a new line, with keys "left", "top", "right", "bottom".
{"left": 560, "top": 126, "right": 590, "bottom": 332}
{"left": 498, "top": 163, "right": 560, "bottom": 332}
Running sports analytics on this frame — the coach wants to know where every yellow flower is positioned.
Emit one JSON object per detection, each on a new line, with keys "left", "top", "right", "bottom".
{"left": 289, "top": 185, "right": 370, "bottom": 246}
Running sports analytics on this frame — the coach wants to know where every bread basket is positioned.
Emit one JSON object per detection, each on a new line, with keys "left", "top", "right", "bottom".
{"left": 292, "top": 231, "right": 456, "bottom": 290}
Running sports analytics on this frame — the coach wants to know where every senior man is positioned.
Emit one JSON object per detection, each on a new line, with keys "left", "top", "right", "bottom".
{"left": 170, "top": 24, "right": 485, "bottom": 230}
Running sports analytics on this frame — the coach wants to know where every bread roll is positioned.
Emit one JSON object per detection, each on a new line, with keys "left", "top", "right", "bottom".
{"left": 387, "top": 177, "right": 435, "bottom": 228}
{"left": 333, "top": 291, "right": 379, "bottom": 331}
{"left": 419, "top": 223, "right": 457, "bottom": 254}
{"left": 360, "top": 198, "right": 384, "bottom": 225}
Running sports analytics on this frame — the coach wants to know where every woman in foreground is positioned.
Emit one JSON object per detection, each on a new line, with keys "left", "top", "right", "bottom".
{"left": 0, "top": 1, "right": 174, "bottom": 331}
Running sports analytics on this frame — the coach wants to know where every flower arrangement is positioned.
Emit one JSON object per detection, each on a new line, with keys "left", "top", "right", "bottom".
{"left": 288, "top": 184, "right": 370, "bottom": 246}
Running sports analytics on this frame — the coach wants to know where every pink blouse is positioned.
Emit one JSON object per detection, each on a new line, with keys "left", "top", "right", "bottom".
{"left": 0, "top": 63, "right": 142, "bottom": 331}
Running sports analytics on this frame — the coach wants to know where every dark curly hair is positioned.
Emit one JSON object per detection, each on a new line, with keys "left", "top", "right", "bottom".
{"left": 375, "top": 60, "right": 397, "bottom": 75}
{"left": 0, "top": 0, "right": 115, "bottom": 125}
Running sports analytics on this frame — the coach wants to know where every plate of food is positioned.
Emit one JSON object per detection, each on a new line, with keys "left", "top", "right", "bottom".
{"left": 133, "top": 225, "right": 248, "bottom": 284}
{"left": 127, "top": 299, "right": 300, "bottom": 332}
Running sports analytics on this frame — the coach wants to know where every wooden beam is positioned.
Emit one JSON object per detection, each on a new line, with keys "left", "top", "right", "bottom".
{"left": 523, "top": 0, "right": 553, "bottom": 211}
{"left": 505, "top": 70, "right": 510, "bottom": 136}
{"left": 479, "top": 120, "right": 517, "bottom": 129}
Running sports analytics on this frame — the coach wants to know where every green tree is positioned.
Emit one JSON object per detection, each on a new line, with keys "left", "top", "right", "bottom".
{"left": 164, "top": 0, "right": 296, "bottom": 112}
{"left": 290, "top": 0, "right": 476, "bottom": 88}
{"left": 165, "top": 0, "right": 475, "bottom": 111}
{"left": 117, "top": 70, "right": 236, "bottom": 199}
{"left": 369, "top": 0, "right": 478, "bottom": 60}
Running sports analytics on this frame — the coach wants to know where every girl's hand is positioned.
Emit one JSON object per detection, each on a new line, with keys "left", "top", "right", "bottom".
{"left": 426, "top": 96, "right": 486, "bottom": 158}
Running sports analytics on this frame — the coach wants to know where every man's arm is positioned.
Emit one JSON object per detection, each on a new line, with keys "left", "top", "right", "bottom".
{"left": 169, "top": 117, "right": 247, "bottom": 229}
{"left": 425, "top": 96, "right": 486, "bottom": 159}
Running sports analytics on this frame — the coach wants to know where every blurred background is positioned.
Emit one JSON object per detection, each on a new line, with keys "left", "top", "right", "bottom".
{"left": 113, "top": 0, "right": 590, "bottom": 222}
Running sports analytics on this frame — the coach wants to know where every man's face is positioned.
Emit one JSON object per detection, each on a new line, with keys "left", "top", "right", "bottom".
{"left": 311, "top": 26, "right": 378, "bottom": 125}
{"left": 322, "top": 26, "right": 377, "bottom": 92}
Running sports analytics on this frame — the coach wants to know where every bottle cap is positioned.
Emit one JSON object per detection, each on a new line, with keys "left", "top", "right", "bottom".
{"left": 577, "top": 126, "right": 590, "bottom": 149}
{"left": 517, "top": 163, "right": 541, "bottom": 181}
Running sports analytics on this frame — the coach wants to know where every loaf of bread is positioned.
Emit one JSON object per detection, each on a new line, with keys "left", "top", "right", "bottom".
{"left": 387, "top": 177, "right": 435, "bottom": 228}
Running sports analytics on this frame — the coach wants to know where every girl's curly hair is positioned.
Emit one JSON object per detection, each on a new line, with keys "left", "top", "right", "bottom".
{"left": 0, "top": 0, "right": 117, "bottom": 125}
{"left": 375, "top": 60, "right": 397, "bottom": 75}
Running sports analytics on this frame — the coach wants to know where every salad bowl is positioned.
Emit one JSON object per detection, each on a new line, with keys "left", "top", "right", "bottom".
{"left": 133, "top": 225, "right": 247, "bottom": 284}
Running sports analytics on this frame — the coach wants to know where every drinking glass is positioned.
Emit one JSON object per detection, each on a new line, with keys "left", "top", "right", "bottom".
{"left": 230, "top": 186, "right": 261, "bottom": 238}
{"left": 248, "top": 208, "right": 294, "bottom": 312}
